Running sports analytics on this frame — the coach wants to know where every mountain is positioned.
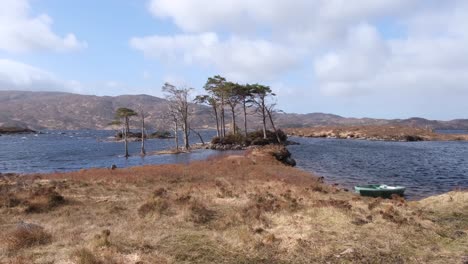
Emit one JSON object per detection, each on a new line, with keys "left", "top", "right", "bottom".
{"left": 0, "top": 90, "right": 467, "bottom": 130}
{"left": 0, "top": 91, "right": 213, "bottom": 130}
{"left": 276, "top": 114, "right": 468, "bottom": 130}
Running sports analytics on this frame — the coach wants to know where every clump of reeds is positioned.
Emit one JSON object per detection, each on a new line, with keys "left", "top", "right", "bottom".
{"left": 4, "top": 222, "right": 52, "bottom": 251}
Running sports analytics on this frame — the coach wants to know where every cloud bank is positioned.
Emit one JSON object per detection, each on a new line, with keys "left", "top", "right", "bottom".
{"left": 0, "top": 59, "right": 82, "bottom": 93}
{"left": 0, "top": 0, "right": 87, "bottom": 53}
{"left": 133, "top": 0, "right": 468, "bottom": 103}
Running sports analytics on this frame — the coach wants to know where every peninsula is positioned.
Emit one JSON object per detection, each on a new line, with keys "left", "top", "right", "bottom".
{"left": 0, "top": 146, "right": 466, "bottom": 263}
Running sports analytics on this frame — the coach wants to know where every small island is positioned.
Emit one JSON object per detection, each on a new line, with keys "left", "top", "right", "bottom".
{"left": 284, "top": 125, "right": 468, "bottom": 142}
{"left": 113, "top": 130, "right": 174, "bottom": 141}
{"left": 0, "top": 126, "right": 36, "bottom": 135}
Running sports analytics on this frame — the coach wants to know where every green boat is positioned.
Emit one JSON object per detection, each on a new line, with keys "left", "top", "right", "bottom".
{"left": 354, "top": 184, "right": 405, "bottom": 198}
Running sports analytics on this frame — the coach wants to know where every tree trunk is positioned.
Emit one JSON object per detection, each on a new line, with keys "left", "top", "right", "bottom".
{"left": 183, "top": 119, "right": 189, "bottom": 150}
{"left": 123, "top": 126, "right": 129, "bottom": 158}
{"left": 267, "top": 108, "right": 281, "bottom": 144}
{"left": 261, "top": 100, "right": 267, "bottom": 139}
{"left": 243, "top": 100, "right": 248, "bottom": 137}
{"left": 213, "top": 105, "right": 220, "bottom": 137}
{"left": 220, "top": 96, "right": 226, "bottom": 138}
{"left": 181, "top": 101, "right": 190, "bottom": 151}
{"left": 190, "top": 128, "right": 205, "bottom": 145}
{"left": 174, "top": 120, "right": 179, "bottom": 151}
{"left": 220, "top": 106, "right": 225, "bottom": 138}
{"left": 230, "top": 105, "right": 236, "bottom": 135}
{"left": 140, "top": 112, "right": 146, "bottom": 156}
{"left": 125, "top": 117, "right": 130, "bottom": 134}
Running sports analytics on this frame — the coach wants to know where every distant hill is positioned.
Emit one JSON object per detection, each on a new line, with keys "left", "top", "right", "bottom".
{"left": 275, "top": 114, "right": 468, "bottom": 130}
{"left": 0, "top": 91, "right": 213, "bottom": 130}
{"left": 0, "top": 90, "right": 467, "bottom": 130}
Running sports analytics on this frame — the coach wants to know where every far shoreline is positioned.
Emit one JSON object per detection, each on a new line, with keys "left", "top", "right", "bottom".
{"left": 284, "top": 125, "right": 468, "bottom": 142}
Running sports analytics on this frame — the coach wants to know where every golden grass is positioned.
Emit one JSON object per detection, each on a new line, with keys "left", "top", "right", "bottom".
{"left": 0, "top": 145, "right": 466, "bottom": 263}
{"left": 3, "top": 223, "right": 52, "bottom": 251}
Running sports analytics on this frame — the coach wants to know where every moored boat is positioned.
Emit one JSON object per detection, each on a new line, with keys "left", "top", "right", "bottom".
{"left": 355, "top": 184, "right": 405, "bottom": 198}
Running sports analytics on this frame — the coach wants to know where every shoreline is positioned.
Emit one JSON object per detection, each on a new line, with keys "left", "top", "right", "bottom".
{"left": 0, "top": 143, "right": 463, "bottom": 202}
{"left": 284, "top": 125, "right": 468, "bottom": 142}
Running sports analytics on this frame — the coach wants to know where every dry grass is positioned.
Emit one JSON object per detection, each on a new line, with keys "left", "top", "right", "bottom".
{"left": 3, "top": 222, "right": 52, "bottom": 251}
{"left": 0, "top": 145, "right": 467, "bottom": 263}
{"left": 71, "top": 248, "right": 101, "bottom": 264}
{"left": 0, "top": 184, "right": 66, "bottom": 213}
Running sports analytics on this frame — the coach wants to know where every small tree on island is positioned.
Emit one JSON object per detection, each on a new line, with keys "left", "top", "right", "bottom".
{"left": 194, "top": 94, "right": 220, "bottom": 137}
{"left": 162, "top": 82, "right": 193, "bottom": 151}
{"left": 203, "top": 75, "right": 228, "bottom": 138}
{"left": 139, "top": 107, "right": 147, "bottom": 156}
{"left": 249, "top": 84, "right": 275, "bottom": 139}
{"left": 115, "top": 107, "right": 137, "bottom": 158}
{"left": 236, "top": 84, "right": 254, "bottom": 137}
{"left": 160, "top": 110, "right": 180, "bottom": 151}
{"left": 265, "top": 101, "right": 282, "bottom": 144}
{"left": 225, "top": 82, "right": 243, "bottom": 135}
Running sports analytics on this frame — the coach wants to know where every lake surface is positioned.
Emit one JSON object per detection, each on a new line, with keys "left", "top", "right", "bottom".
{"left": 0, "top": 130, "right": 221, "bottom": 174}
{"left": 288, "top": 137, "right": 468, "bottom": 199}
{"left": 1, "top": 130, "right": 467, "bottom": 199}
{"left": 436, "top": 129, "right": 468, "bottom": 134}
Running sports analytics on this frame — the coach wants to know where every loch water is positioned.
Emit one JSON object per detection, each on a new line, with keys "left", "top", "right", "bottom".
{"left": 288, "top": 136, "right": 468, "bottom": 199}
{"left": 0, "top": 130, "right": 220, "bottom": 174}
{"left": 1, "top": 130, "right": 467, "bottom": 199}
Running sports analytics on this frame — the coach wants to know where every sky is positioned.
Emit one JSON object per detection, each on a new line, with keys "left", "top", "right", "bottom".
{"left": 0, "top": 0, "right": 467, "bottom": 120}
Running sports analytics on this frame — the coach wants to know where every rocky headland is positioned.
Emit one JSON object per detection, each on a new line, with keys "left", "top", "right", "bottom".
{"left": 285, "top": 125, "right": 468, "bottom": 142}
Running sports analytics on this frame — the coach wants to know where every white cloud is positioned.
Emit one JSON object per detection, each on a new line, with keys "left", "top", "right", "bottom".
{"left": 137, "top": 0, "right": 468, "bottom": 119}
{"left": 314, "top": 4, "right": 468, "bottom": 98}
{"left": 130, "top": 32, "right": 299, "bottom": 82}
{"left": 314, "top": 23, "right": 390, "bottom": 96}
{"left": 0, "top": 0, "right": 87, "bottom": 53}
{"left": 148, "top": 0, "right": 417, "bottom": 44}
{"left": 0, "top": 59, "right": 83, "bottom": 93}
{"left": 139, "top": 0, "right": 419, "bottom": 82}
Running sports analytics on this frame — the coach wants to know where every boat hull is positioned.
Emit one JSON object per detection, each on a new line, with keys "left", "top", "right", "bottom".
{"left": 355, "top": 185, "right": 405, "bottom": 198}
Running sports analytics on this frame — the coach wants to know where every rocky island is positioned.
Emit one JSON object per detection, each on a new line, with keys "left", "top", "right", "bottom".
{"left": 285, "top": 125, "right": 468, "bottom": 142}
{"left": 0, "top": 126, "right": 36, "bottom": 135}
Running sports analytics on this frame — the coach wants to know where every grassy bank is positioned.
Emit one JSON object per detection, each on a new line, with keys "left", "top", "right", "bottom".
{"left": 1, "top": 146, "right": 467, "bottom": 263}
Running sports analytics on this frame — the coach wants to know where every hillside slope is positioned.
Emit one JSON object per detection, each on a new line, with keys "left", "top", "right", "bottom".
{"left": 0, "top": 90, "right": 467, "bottom": 130}
{"left": 0, "top": 91, "right": 213, "bottom": 130}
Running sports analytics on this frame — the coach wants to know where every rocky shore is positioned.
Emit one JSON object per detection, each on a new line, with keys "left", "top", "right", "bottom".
{"left": 191, "top": 143, "right": 297, "bottom": 166}
{"left": 285, "top": 125, "right": 468, "bottom": 142}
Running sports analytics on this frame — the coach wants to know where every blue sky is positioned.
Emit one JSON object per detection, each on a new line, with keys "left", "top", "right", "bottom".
{"left": 0, "top": 0, "right": 467, "bottom": 120}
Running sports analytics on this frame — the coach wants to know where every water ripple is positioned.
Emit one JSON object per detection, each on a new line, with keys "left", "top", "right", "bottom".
{"left": 288, "top": 137, "right": 468, "bottom": 200}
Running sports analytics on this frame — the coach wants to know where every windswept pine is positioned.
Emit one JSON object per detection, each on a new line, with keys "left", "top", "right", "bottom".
{"left": 196, "top": 75, "right": 281, "bottom": 145}
{"left": 113, "top": 108, "right": 138, "bottom": 157}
